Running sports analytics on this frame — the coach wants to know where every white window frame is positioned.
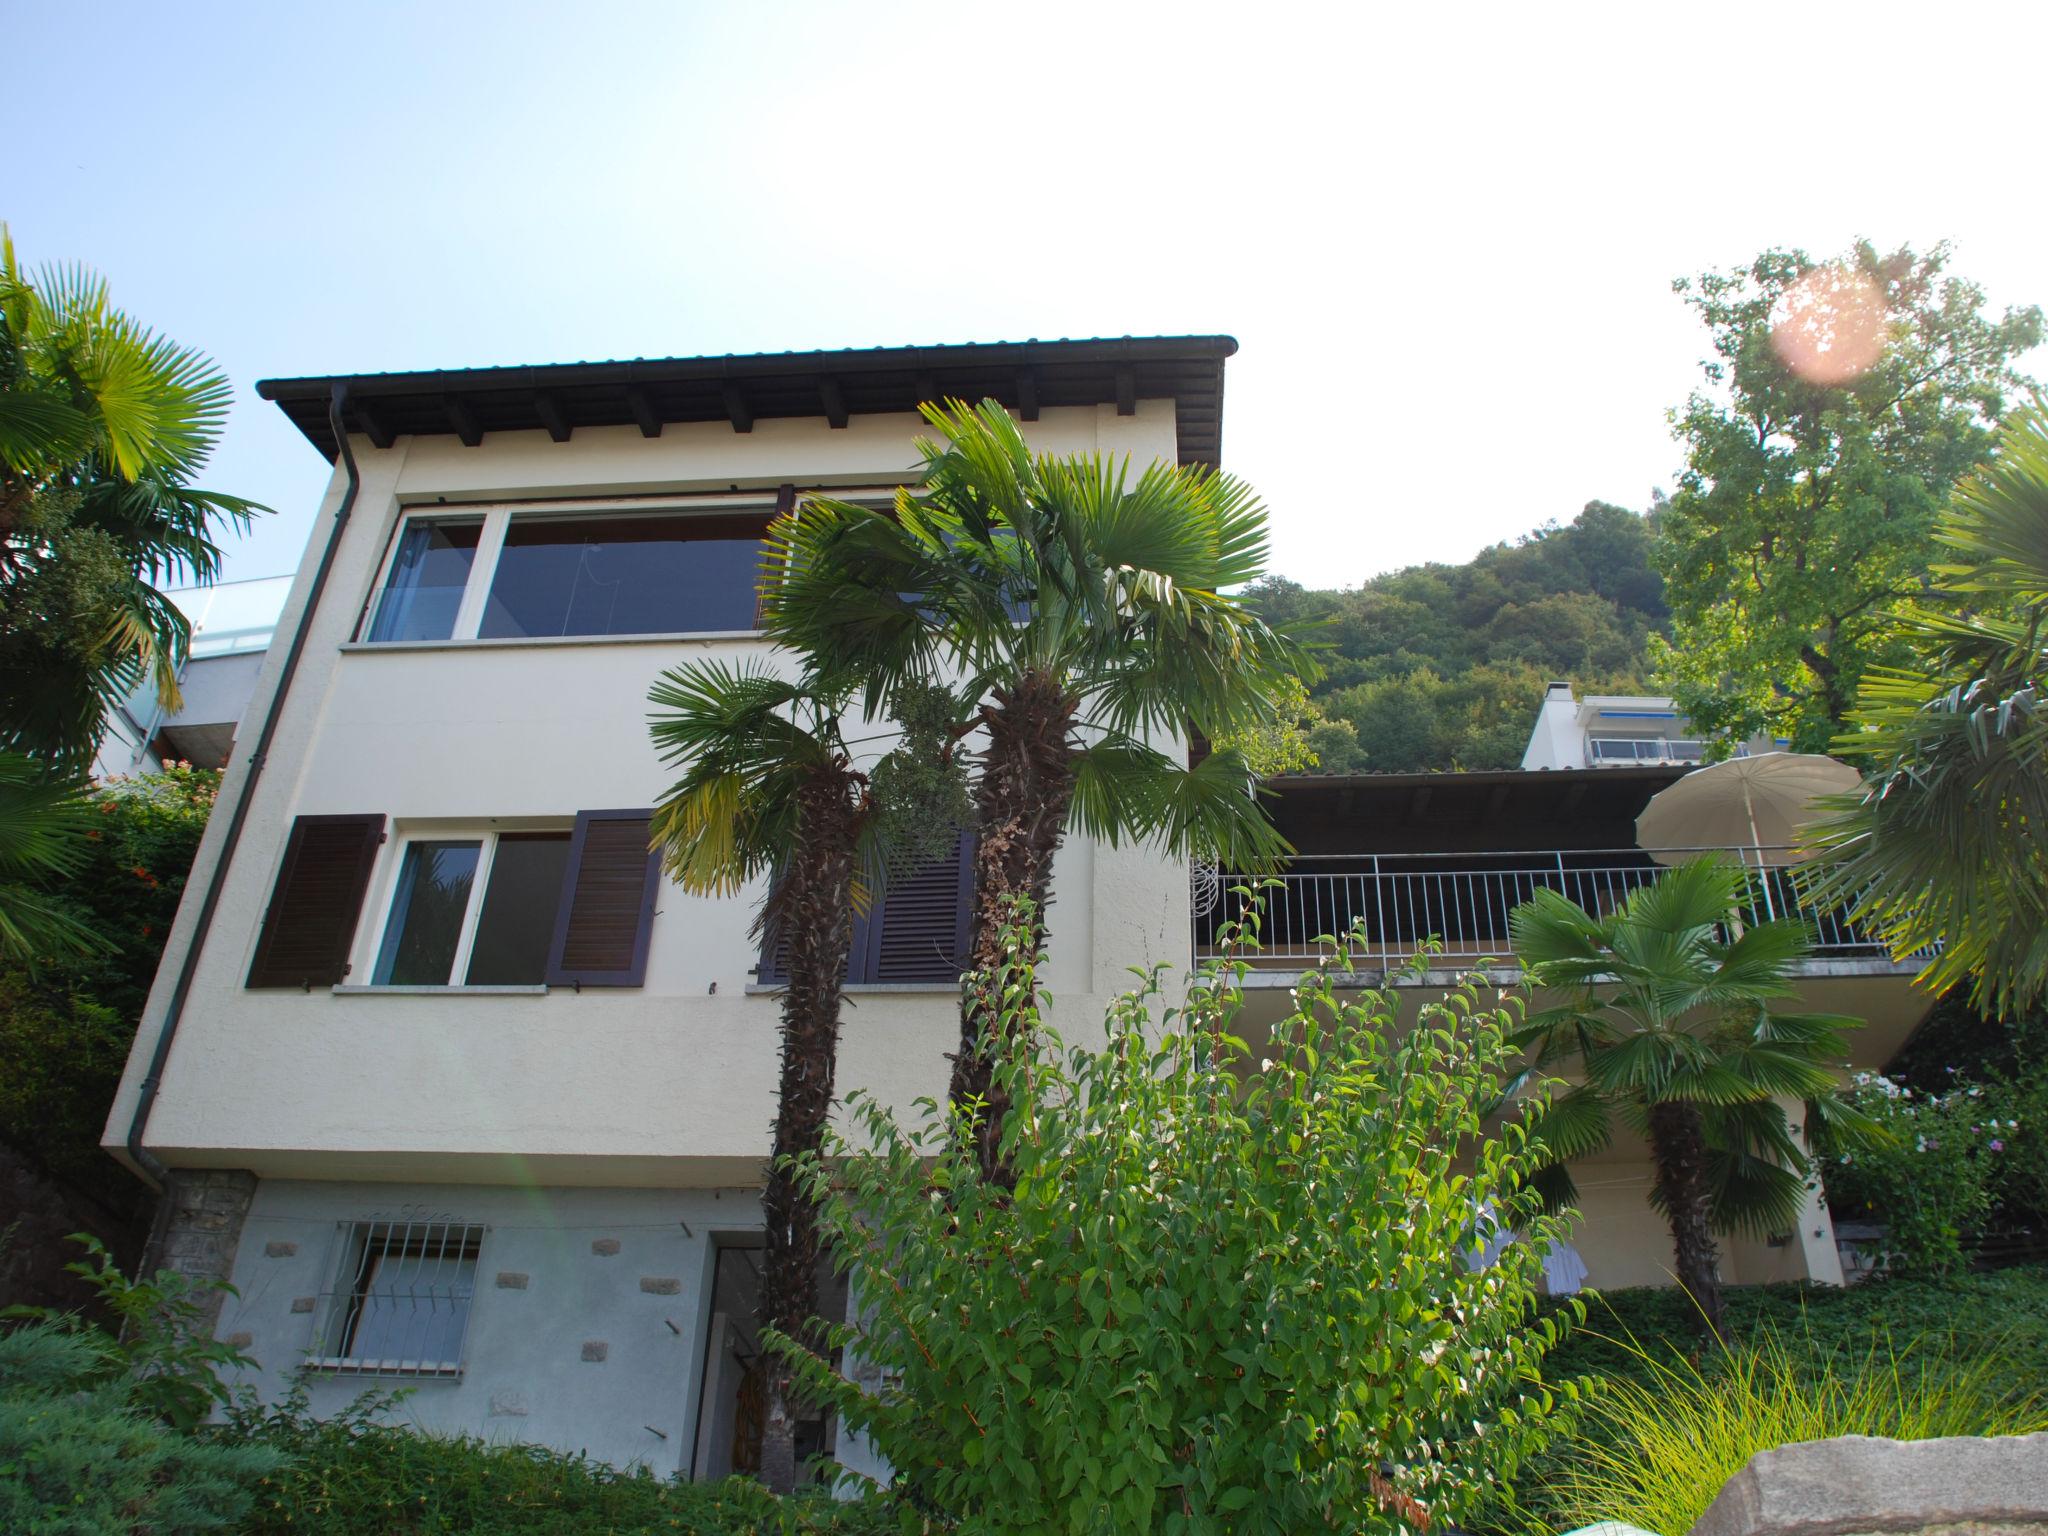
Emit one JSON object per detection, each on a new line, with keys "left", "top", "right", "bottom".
{"left": 306, "top": 1218, "right": 489, "bottom": 1377}
{"left": 354, "top": 821, "right": 570, "bottom": 989}
{"left": 357, "top": 488, "right": 912, "bottom": 645}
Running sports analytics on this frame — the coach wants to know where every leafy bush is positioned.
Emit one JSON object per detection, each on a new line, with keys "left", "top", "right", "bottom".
{"left": 1483, "top": 1268, "right": 2048, "bottom": 1536}
{"left": 0, "top": 1321, "right": 282, "bottom": 1535}
{"left": 1823, "top": 1071, "right": 2019, "bottom": 1273}
{"left": 785, "top": 908, "right": 1581, "bottom": 1534}
{"left": 231, "top": 1391, "right": 894, "bottom": 1536}
{"left": 1538, "top": 1323, "right": 2048, "bottom": 1536}
{"left": 0, "top": 764, "right": 220, "bottom": 1303}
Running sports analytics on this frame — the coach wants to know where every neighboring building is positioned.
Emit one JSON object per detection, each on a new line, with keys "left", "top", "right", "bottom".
{"left": 103, "top": 337, "right": 1220, "bottom": 1477}
{"left": 104, "top": 337, "right": 1935, "bottom": 1480}
{"left": 1520, "top": 679, "right": 1781, "bottom": 771}
{"left": 1199, "top": 765, "right": 1935, "bottom": 1290}
{"left": 92, "top": 576, "right": 293, "bottom": 780}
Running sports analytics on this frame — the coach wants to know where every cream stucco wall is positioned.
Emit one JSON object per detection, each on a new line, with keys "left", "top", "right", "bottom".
{"left": 105, "top": 401, "right": 1189, "bottom": 1185}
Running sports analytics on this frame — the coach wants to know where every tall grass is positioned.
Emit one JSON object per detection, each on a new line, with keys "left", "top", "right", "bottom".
{"left": 1545, "top": 1325, "right": 2048, "bottom": 1536}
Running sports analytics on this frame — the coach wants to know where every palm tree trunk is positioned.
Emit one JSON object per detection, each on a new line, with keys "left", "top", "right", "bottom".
{"left": 757, "top": 765, "right": 862, "bottom": 1493}
{"left": 1645, "top": 1098, "right": 1726, "bottom": 1336}
{"left": 948, "top": 668, "right": 1078, "bottom": 1183}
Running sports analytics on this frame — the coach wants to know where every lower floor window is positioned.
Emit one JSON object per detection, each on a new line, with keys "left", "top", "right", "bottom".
{"left": 315, "top": 1220, "right": 486, "bottom": 1374}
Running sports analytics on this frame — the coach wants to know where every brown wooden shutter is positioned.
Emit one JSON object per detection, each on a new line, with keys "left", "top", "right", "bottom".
{"left": 245, "top": 814, "right": 385, "bottom": 988}
{"left": 545, "top": 809, "right": 659, "bottom": 987}
{"left": 755, "top": 834, "right": 973, "bottom": 987}
{"left": 863, "top": 833, "right": 973, "bottom": 984}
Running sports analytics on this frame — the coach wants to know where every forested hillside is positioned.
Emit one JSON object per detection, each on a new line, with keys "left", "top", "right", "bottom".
{"left": 1244, "top": 501, "right": 1667, "bottom": 772}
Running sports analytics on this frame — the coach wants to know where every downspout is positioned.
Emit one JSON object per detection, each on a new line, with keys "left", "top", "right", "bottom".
{"left": 124, "top": 384, "right": 364, "bottom": 1186}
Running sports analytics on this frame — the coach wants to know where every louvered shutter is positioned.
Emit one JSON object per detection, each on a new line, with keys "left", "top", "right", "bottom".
{"left": 545, "top": 809, "right": 660, "bottom": 987}
{"left": 757, "top": 833, "right": 973, "bottom": 986}
{"left": 246, "top": 814, "right": 385, "bottom": 988}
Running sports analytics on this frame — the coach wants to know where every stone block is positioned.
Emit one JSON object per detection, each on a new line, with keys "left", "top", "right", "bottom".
{"left": 264, "top": 1240, "right": 298, "bottom": 1258}
{"left": 289, "top": 1296, "right": 316, "bottom": 1314}
{"left": 495, "top": 1271, "right": 530, "bottom": 1290}
{"left": 581, "top": 1340, "right": 609, "bottom": 1362}
{"left": 488, "top": 1389, "right": 530, "bottom": 1417}
{"left": 1689, "top": 1432, "right": 2048, "bottom": 1536}
{"left": 590, "top": 1237, "right": 621, "bottom": 1256}
{"left": 639, "top": 1276, "right": 681, "bottom": 1295}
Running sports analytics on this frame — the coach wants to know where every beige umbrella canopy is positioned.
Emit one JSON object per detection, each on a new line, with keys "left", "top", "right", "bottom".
{"left": 1635, "top": 752, "right": 1860, "bottom": 868}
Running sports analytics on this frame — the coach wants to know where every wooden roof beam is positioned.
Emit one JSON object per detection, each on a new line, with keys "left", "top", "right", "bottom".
{"left": 352, "top": 396, "right": 396, "bottom": 450}
{"left": 819, "top": 376, "right": 849, "bottom": 429}
{"left": 721, "top": 382, "right": 753, "bottom": 434}
{"left": 1115, "top": 365, "right": 1137, "bottom": 416}
{"left": 441, "top": 394, "right": 482, "bottom": 448}
{"left": 1015, "top": 369, "right": 1039, "bottom": 421}
{"left": 624, "top": 385, "right": 662, "bottom": 438}
{"left": 533, "top": 390, "right": 572, "bottom": 443}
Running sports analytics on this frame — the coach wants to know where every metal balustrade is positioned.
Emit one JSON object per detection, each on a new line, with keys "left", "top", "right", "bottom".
{"left": 1587, "top": 737, "right": 1709, "bottom": 765}
{"left": 1192, "top": 847, "right": 1888, "bottom": 969}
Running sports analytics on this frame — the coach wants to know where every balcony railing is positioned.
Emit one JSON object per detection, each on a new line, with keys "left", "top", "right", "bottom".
{"left": 1586, "top": 737, "right": 1708, "bottom": 766}
{"left": 1192, "top": 847, "right": 1889, "bottom": 969}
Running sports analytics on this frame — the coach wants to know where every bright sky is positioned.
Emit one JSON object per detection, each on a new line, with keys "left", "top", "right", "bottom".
{"left": 6, "top": 1, "right": 2044, "bottom": 589}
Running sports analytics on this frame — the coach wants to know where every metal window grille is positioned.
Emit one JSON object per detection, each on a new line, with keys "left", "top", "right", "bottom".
{"left": 307, "top": 1220, "right": 486, "bottom": 1376}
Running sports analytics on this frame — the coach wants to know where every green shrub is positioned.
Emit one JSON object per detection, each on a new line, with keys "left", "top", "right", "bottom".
{"left": 1482, "top": 1269, "right": 2048, "bottom": 1536}
{"left": 0, "top": 1321, "right": 283, "bottom": 1535}
{"left": 785, "top": 908, "right": 1581, "bottom": 1534}
{"left": 1822, "top": 1071, "right": 2013, "bottom": 1273}
{"left": 231, "top": 1388, "right": 896, "bottom": 1536}
{"left": 1539, "top": 1323, "right": 2048, "bottom": 1536}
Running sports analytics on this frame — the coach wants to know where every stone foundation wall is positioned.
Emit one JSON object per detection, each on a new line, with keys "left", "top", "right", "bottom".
{"left": 143, "top": 1167, "right": 257, "bottom": 1330}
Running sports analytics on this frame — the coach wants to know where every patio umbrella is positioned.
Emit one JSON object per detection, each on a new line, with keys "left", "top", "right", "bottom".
{"left": 1634, "top": 752, "right": 1860, "bottom": 868}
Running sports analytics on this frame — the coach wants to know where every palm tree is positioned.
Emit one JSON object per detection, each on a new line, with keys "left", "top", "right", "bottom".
{"left": 1805, "top": 402, "right": 2048, "bottom": 1018}
{"left": 0, "top": 750, "right": 98, "bottom": 964}
{"left": 0, "top": 226, "right": 264, "bottom": 769}
{"left": 762, "top": 399, "right": 1302, "bottom": 1179}
{"left": 649, "top": 659, "right": 957, "bottom": 1492}
{"left": 1509, "top": 857, "right": 1868, "bottom": 1333}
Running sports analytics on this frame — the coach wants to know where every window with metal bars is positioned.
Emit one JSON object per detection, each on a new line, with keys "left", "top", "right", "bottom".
{"left": 309, "top": 1220, "right": 486, "bottom": 1375}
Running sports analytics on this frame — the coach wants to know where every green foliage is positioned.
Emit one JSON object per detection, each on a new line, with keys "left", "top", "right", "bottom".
{"left": 0, "top": 765, "right": 217, "bottom": 1214}
{"left": 869, "top": 679, "right": 973, "bottom": 868}
{"left": 9, "top": 1233, "right": 258, "bottom": 1430}
{"left": 0, "top": 226, "right": 267, "bottom": 768}
{"left": 1209, "top": 672, "right": 1325, "bottom": 776}
{"left": 1510, "top": 858, "right": 1869, "bottom": 1234}
{"left": 762, "top": 399, "right": 1304, "bottom": 870}
{"left": 0, "top": 749, "right": 100, "bottom": 965}
{"left": 229, "top": 1390, "right": 895, "bottom": 1536}
{"left": 1653, "top": 240, "right": 2042, "bottom": 750}
{"left": 0, "top": 1321, "right": 282, "bottom": 1536}
{"left": 781, "top": 904, "right": 1581, "bottom": 1534}
{"left": 1822, "top": 1072, "right": 2022, "bottom": 1275}
{"left": 1805, "top": 402, "right": 2048, "bottom": 1016}
{"left": 1242, "top": 500, "right": 1665, "bottom": 772}
{"left": 1534, "top": 1319, "right": 2047, "bottom": 1536}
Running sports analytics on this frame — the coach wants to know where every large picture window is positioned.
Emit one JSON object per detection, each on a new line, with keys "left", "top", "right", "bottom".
{"left": 361, "top": 501, "right": 776, "bottom": 643}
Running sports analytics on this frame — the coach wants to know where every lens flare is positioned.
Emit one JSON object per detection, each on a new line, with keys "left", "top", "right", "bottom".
{"left": 1770, "top": 263, "right": 1887, "bottom": 385}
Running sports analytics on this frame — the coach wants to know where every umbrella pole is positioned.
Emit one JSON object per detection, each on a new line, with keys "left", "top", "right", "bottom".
{"left": 1744, "top": 778, "right": 1777, "bottom": 921}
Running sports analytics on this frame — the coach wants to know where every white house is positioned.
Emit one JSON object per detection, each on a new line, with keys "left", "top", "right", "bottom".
{"left": 102, "top": 337, "right": 1217, "bottom": 1476}
{"left": 104, "top": 336, "right": 1932, "bottom": 1480}
{"left": 1520, "top": 679, "right": 1781, "bottom": 771}
{"left": 92, "top": 576, "right": 293, "bottom": 781}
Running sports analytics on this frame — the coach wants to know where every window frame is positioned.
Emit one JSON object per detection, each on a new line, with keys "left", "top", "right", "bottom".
{"left": 356, "top": 821, "right": 572, "bottom": 989}
{"left": 356, "top": 489, "right": 911, "bottom": 647}
{"left": 306, "top": 1219, "right": 489, "bottom": 1377}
